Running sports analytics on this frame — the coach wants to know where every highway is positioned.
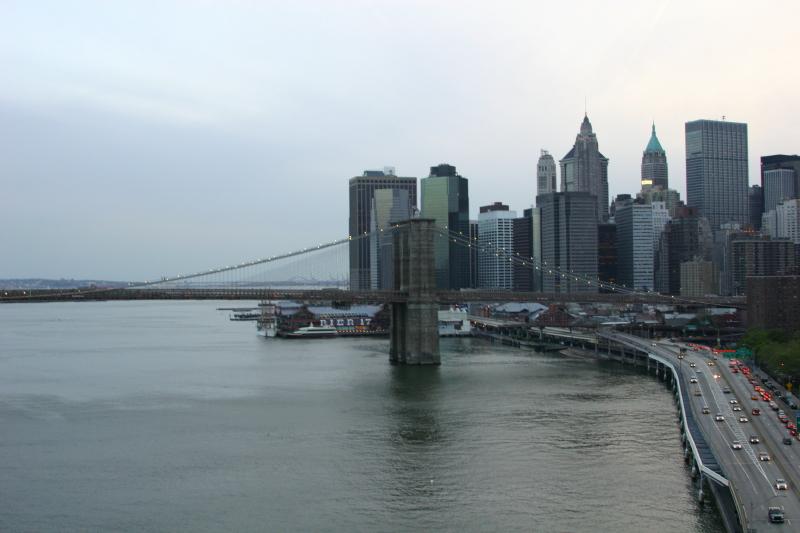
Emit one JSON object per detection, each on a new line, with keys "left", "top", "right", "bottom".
{"left": 604, "top": 331, "right": 800, "bottom": 530}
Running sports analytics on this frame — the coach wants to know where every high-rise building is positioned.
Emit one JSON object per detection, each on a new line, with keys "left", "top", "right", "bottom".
{"left": 537, "top": 150, "right": 557, "bottom": 198}
{"left": 749, "top": 185, "right": 764, "bottom": 230}
{"left": 680, "top": 259, "right": 718, "bottom": 297}
{"left": 654, "top": 206, "right": 713, "bottom": 294}
{"left": 369, "top": 188, "right": 412, "bottom": 289}
{"left": 748, "top": 276, "right": 800, "bottom": 335}
{"left": 420, "top": 164, "right": 470, "bottom": 289}
{"left": 776, "top": 199, "right": 800, "bottom": 244}
{"left": 560, "top": 115, "right": 609, "bottom": 221}
{"left": 763, "top": 168, "right": 797, "bottom": 213}
{"left": 349, "top": 169, "right": 417, "bottom": 290}
{"left": 728, "top": 238, "right": 797, "bottom": 296}
{"left": 651, "top": 201, "right": 671, "bottom": 249}
{"left": 638, "top": 186, "right": 681, "bottom": 217}
{"left": 597, "top": 222, "right": 617, "bottom": 292}
{"left": 512, "top": 208, "right": 535, "bottom": 291}
{"left": 530, "top": 207, "right": 542, "bottom": 291}
{"left": 685, "top": 119, "right": 748, "bottom": 229}
{"left": 641, "top": 123, "right": 668, "bottom": 191}
{"left": 478, "top": 202, "right": 516, "bottom": 290}
{"left": 761, "top": 154, "right": 800, "bottom": 199}
{"left": 539, "top": 192, "right": 598, "bottom": 293}
{"left": 615, "top": 197, "right": 654, "bottom": 291}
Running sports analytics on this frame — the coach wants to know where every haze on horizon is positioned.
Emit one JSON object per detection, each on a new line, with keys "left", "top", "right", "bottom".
{"left": 2, "top": 0, "right": 798, "bottom": 280}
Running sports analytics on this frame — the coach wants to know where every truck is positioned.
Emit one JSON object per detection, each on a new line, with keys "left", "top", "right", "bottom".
{"left": 768, "top": 506, "right": 785, "bottom": 523}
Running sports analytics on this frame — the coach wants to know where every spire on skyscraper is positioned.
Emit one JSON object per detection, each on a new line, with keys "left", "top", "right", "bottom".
{"left": 580, "top": 114, "right": 593, "bottom": 135}
{"left": 645, "top": 123, "right": 665, "bottom": 154}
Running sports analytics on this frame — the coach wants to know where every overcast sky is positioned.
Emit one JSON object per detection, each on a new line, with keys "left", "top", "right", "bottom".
{"left": 2, "top": 0, "right": 798, "bottom": 280}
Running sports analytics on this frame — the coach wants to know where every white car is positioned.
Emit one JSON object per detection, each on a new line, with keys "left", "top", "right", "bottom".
{"left": 759, "top": 452, "right": 771, "bottom": 461}
{"left": 731, "top": 441, "right": 742, "bottom": 450}
{"left": 775, "top": 479, "right": 788, "bottom": 490}
{"left": 738, "top": 416, "right": 748, "bottom": 423}
{"left": 690, "top": 362, "right": 696, "bottom": 368}
{"left": 690, "top": 377, "right": 698, "bottom": 383}
{"left": 730, "top": 399, "right": 738, "bottom": 405}
{"left": 715, "top": 414, "right": 725, "bottom": 421}
{"left": 750, "top": 435, "right": 760, "bottom": 444}
{"left": 732, "top": 406, "right": 742, "bottom": 412}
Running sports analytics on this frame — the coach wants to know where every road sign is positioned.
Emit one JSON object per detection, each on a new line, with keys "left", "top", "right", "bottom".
{"left": 735, "top": 347, "right": 753, "bottom": 359}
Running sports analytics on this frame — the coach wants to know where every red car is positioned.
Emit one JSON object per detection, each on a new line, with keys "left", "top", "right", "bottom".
{"left": 752, "top": 408, "right": 761, "bottom": 416}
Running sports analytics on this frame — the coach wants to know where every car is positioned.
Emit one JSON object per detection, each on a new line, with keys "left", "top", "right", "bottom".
{"left": 731, "top": 441, "right": 742, "bottom": 450}
{"left": 759, "top": 452, "right": 771, "bottom": 461}
{"left": 729, "top": 399, "right": 738, "bottom": 404}
{"left": 778, "top": 409, "right": 785, "bottom": 416}
{"left": 690, "top": 377, "right": 698, "bottom": 383}
{"left": 738, "top": 416, "right": 748, "bottom": 423}
{"left": 789, "top": 401, "right": 799, "bottom": 409}
{"left": 651, "top": 342, "right": 657, "bottom": 347}
{"left": 732, "top": 405, "right": 742, "bottom": 411}
{"left": 769, "top": 506, "right": 785, "bottom": 524}
{"left": 715, "top": 414, "right": 725, "bottom": 421}
{"left": 751, "top": 394, "right": 759, "bottom": 400}
{"left": 751, "top": 408, "right": 760, "bottom": 415}
{"left": 707, "top": 360, "right": 715, "bottom": 366}
{"left": 749, "top": 435, "right": 760, "bottom": 444}
{"left": 689, "top": 362, "right": 696, "bottom": 368}
{"left": 702, "top": 406, "right": 710, "bottom": 414}
{"left": 693, "top": 389, "right": 702, "bottom": 396}
{"left": 723, "top": 387, "right": 731, "bottom": 394}
{"left": 775, "top": 478, "right": 788, "bottom": 490}
{"left": 770, "top": 401, "right": 779, "bottom": 410}
{"left": 783, "top": 437, "right": 792, "bottom": 445}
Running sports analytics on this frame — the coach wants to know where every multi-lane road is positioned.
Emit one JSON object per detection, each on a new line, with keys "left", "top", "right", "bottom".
{"left": 607, "top": 331, "right": 800, "bottom": 530}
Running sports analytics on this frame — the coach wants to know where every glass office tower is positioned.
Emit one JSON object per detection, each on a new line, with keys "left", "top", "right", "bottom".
{"left": 420, "top": 164, "right": 470, "bottom": 289}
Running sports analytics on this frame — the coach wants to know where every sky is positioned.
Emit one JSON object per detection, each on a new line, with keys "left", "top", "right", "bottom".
{"left": 2, "top": 0, "right": 799, "bottom": 280}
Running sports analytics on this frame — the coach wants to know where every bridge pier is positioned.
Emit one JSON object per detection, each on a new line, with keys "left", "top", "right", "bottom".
{"left": 389, "top": 219, "right": 440, "bottom": 365}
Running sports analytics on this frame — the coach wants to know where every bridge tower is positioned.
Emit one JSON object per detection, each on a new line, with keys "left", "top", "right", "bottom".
{"left": 390, "top": 218, "right": 440, "bottom": 365}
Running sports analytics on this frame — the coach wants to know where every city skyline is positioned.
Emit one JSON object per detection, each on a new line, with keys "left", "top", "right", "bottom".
{"left": 2, "top": 1, "right": 799, "bottom": 279}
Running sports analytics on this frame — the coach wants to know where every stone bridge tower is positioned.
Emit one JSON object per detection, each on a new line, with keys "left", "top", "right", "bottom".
{"left": 390, "top": 218, "right": 440, "bottom": 364}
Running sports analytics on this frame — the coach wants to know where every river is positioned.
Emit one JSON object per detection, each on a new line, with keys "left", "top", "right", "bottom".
{"left": 0, "top": 301, "right": 723, "bottom": 532}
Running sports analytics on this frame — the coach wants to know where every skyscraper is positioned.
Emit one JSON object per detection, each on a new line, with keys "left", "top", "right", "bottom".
{"left": 560, "top": 115, "right": 609, "bottom": 221}
{"left": 761, "top": 154, "right": 800, "bottom": 198}
{"left": 654, "top": 206, "right": 713, "bottom": 294}
{"left": 512, "top": 208, "right": 535, "bottom": 291}
{"left": 641, "top": 123, "right": 668, "bottom": 191}
{"left": 478, "top": 202, "right": 516, "bottom": 290}
{"left": 749, "top": 185, "right": 764, "bottom": 230}
{"left": 536, "top": 150, "right": 557, "bottom": 198}
{"left": 615, "top": 197, "right": 654, "bottom": 291}
{"left": 685, "top": 119, "right": 749, "bottom": 229}
{"left": 370, "top": 188, "right": 412, "bottom": 289}
{"left": 763, "top": 169, "right": 797, "bottom": 213}
{"left": 539, "top": 192, "right": 598, "bottom": 293}
{"left": 349, "top": 169, "right": 417, "bottom": 290}
{"left": 597, "top": 223, "right": 617, "bottom": 292}
{"left": 420, "top": 164, "right": 470, "bottom": 289}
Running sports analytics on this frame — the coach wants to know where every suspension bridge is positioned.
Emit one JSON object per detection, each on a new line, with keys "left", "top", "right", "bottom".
{"left": 1, "top": 219, "right": 745, "bottom": 364}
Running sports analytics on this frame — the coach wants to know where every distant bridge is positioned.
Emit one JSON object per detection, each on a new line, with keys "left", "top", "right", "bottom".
{"left": 1, "top": 220, "right": 747, "bottom": 364}
{"left": 3, "top": 287, "right": 746, "bottom": 309}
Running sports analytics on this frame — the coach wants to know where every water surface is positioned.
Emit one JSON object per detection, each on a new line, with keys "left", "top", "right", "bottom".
{"left": 0, "top": 301, "right": 723, "bottom": 532}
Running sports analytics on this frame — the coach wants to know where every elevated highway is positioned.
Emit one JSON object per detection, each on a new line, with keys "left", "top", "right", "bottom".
{"left": 600, "top": 331, "right": 800, "bottom": 532}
